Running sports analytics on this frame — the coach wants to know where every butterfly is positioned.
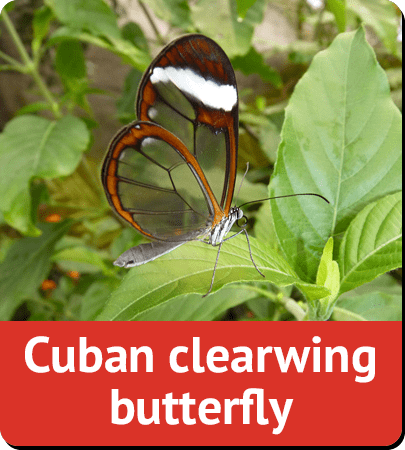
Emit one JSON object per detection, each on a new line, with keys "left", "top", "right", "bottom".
{"left": 101, "top": 34, "right": 266, "bottom": 296}
{"left": 102, "top": 34, "right": 328, "bottom": 296}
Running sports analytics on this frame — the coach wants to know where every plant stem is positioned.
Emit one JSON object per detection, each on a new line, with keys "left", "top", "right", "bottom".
{"left": 0, "top": 48, "right": 23, "bottom": 67}
{"left": 280, "top": 297, "right": 306, "bottom": 321}
{"left": 138, "top": 0, "right": 165, "bottom": 46}
{"left": 0, "top": 64, "right": 18, "bottom": 72}
{"left": 1, "top": 10, "right": 62, "bottom": 119}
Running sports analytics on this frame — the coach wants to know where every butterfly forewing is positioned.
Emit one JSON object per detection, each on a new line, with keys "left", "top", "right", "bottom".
{"left": 137, "top": 34, "right": 238, "bottom": 215}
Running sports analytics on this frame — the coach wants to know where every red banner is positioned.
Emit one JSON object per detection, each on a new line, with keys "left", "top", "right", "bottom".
{"left": 0, "top": 322, "right": 401, "bottom": 446}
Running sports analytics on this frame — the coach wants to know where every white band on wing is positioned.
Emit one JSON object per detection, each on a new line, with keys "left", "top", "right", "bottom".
{"left": 151, "top": 66, "right": 237, "bottom": 111}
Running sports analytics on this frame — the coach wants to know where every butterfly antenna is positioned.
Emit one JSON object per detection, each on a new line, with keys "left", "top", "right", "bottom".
{"left": 238, "top": 192, "right": 330, "bottom": 208}
{"left": 234, "top": 162, "right": 249, "bottom": 206}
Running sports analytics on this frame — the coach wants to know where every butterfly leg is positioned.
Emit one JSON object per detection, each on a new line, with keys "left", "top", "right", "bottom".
{"left": 222, "top": 228, "right": 265, "bottom": 278}
{"left": 202, "top": 242, "right": 223, "bottom": 298}
{"left": 242, "top": 228, "right": 265, "bottom": 278}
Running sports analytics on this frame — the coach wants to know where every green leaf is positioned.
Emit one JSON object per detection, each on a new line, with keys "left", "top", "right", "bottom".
{"left": 257, "top": 118, "right": 281, "bottom": 163}
{"left": 145, "top": 0, "right": 192, "bottom": 28}
{"left": 52, "top": 246, "right": 114, "bottom": 276}
{"left": 135, "top": 286, "right": 258, "bottom": 321}
{"left": 55, "top": 40, "right": 86, "bottom": 79}
{"left": 340, "top": 272, "right": 402, "bottom": 297}
{"left": 236, "top": 0, "right": 258, "bottom": 19}
{"left": 309, "top": 237, "right": 340, "bottom": 320}
{"left": 48, "top": 27, "right": 150, "bottom": 71}
{"left": 190, "top": 0, "right": 266, "bottom": 57}
{"left": 15, "top": 102, "right": 51, "bottom": 116}
{"left": 326, "top": 0, "right": 346, "bottom": 32}
{"left": 347, "top": 0, "right": 399, "bottom": 55}
{"left": 32, "top": 5, "right": 54, "bottom": 53}
{"left": 0, "top": 115, "right": 90, "bottom": 235}
{"left": 333, "top": 292, "right": 402, "bottom": 321}
{"left": 270, "top": 27, "right": 402, "bottom": 282}
{"left": 96, "top": 235, "right": 330, "bottom": 321}
{"left": 109, "top": 228, "right": 144, "bottom": 260}
{"left": 338, "top": 191, "right": 402, "bottom": 294}
{"left": 254, "top": 203, "right": 279, "bottom": 252}
{"left": 0, "top": 221, "right": 73, "bottom": 320}
{"left": 80, "top": 278, "right": 120, "bottom": 320}
{"left": 46, "top": 0, "right": 121, "bottom": 40}
{"left": 333, "top": 273, "right": 401, "bottom": 320}
{"left": 232, "top": 47, "right": 282, "bottom": 87}
{"left": 121, "top": 22, "right": 150, "bottom": 54}
{"left": 116, "top": 68, "right": 143, "bottom": 123}
{"left": 47, "top": 166, "right": 105, "bottom": 219}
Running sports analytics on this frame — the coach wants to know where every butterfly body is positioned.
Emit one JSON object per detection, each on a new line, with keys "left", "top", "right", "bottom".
{"left": 206, "top": 206, "right": 243, "bottom": 246}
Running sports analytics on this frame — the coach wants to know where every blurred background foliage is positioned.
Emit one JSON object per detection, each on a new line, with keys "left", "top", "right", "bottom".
{"left": 0, "top": 0, "right": 402, "bottom": 321}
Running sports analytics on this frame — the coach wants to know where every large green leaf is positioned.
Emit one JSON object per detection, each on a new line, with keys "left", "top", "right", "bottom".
{"left": 270, "top": 27, "right": 402, "bottom": 282}
{"left": 0, "top": 221, "right": 73, "bottom": 320}
{"left": 96, "top": 235, "right": 330, "bottom": 321}
{"left": 134, "top": 286, "right": 258, "bottom": 321}
{"left": 347, "top": 0, "right": 399, "bottom": 55}
{"left": 338, "top": 191, "right": 402, "bottom": 294}
{"left": 0, "top": 115, "right": 90, "bottom": 235}
{"left": 190, "top": 0, "right": 266, "bottom": 57}
{"left": 46, "top": 0, "right": 121, "bottom": 39}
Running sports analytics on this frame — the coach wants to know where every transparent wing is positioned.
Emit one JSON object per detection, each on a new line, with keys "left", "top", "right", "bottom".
{"left": 137, "top": 34, "right": 239, "bottom": 215}
{"left": 102, "top": 122, "right": 216, "bottom": 241}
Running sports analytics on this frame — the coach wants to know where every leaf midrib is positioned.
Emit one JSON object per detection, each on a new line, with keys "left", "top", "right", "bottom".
{"left": 330, "top": 38, "right": 354, "bottom": 236}
{"left": 32, "top": 120, "right": 57, "bottom": 175}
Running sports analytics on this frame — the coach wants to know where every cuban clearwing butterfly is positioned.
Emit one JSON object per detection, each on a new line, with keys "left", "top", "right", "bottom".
{"left": 102, "top": 34, "right": 328, "bottom": 296}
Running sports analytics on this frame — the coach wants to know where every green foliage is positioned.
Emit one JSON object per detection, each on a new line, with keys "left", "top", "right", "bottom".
{"left": 96, "top": 237, "right": 330, "bottom": 321}
{"left": 333, "top": 274, "right": 402, "bottom": 320}
{"left": 326, "top": 0, "right": 346, "bottom": 32}
{"left": 270, "top": 27, "right": 401, "bottom": 283}
{"left": 0, "top": 115, "right": 90, "bottom": 235}
{"left": 232, "top": 47, "right": 282, "bottom": 87}
{"left": 338, "top": 192, "right": 402, "bottom": 294}
{"left": 0, "top": 0, "right": 401, "bottom": 322}
{"left": 190, "top": 0, "right": 266, "bottom": 57}
{"left": 46, "top": 0, "right": 122, "bottom": 39}
{"left": 0, "top": 221, "right": 73, "bottom": 320}
{"left": 347, "top": 0, "right": 399, "bottom": 55}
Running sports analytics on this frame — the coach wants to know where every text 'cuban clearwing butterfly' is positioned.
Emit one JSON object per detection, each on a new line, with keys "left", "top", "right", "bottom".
{"left": 102, "top": 34, "right": 328, "bottom": 297}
